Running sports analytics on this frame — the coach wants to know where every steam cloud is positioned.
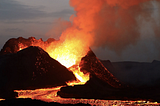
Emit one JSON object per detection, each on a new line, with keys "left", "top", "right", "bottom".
{"left": 46, "top": 0, "right": 160, "bottom": 54}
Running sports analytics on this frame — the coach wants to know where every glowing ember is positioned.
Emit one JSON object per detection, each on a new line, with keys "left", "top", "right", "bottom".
{"left": 18, "top": 43, "right": 28, "bottom": 51}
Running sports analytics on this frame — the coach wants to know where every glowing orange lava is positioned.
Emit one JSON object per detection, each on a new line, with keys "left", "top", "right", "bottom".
{"left": 14, "top": 88, "right": 160, "bottom": 106}
{"left": 17, "top": 38, "right": 90, "bottom": 85}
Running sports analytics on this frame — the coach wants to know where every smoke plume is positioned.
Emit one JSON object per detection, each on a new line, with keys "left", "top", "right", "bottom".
{"left": 47, "top": 0, "right": 159, "bottom": 54}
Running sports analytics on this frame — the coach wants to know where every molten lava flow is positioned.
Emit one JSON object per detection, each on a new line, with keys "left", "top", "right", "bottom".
{"left": 14, "top": 88, "right": 160, "bottom": 105}
{"left": 67, "top": 65, "right": 90, "bottom": 86}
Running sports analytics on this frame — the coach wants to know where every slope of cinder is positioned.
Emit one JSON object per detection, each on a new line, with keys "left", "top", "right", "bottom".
{"left": 0, "top": 46, "right": 76, "bottom": 91}
{"left": 79, "top": 49, "right": 123, "bottom": 88}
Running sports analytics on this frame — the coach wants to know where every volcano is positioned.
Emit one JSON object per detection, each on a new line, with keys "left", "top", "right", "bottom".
{"left": 0, "top": 37, "right": 160, "bottom": 105}
{"left": 0, "top": 37, "right": 122, "bottom": 87}
{"left": 0, "top": 37, "right": 123, "bottom": 97}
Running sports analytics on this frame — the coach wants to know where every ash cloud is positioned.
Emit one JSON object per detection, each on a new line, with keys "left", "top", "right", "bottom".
{"left": 45, "top": 0, "right": 160, "bottom": 61}
{"left": 58, "top": 0, "right": 160, "bottom": 55}
{"left": 97, "top": 0, "right": 160, "bottom": 55}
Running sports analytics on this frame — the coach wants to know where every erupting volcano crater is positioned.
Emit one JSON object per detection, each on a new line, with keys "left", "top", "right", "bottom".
{"left": 0, "top": 37, "right": 160, "bottom": 105}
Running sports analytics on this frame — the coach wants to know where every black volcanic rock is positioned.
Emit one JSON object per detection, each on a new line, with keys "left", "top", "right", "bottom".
{"left": 0, "top": 46, "right": 76, "bottom": 98}
{"left": 79, "top": 50, "right": 123, "bottom": 88}
{"left": 58, "top": 74, "right": 120, "bottom": 99}
{"left": 99, "top": 60, "right": 117, "bottom": 76}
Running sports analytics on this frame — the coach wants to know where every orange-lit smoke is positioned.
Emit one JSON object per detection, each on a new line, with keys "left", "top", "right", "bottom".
{"left": 68, "top": 0, "right": 158, "bottom": 53}
{"left": 51, "top": 0, "right": 159, "bottom": 54}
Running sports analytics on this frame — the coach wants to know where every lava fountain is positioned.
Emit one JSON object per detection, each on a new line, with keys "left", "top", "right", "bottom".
{"left": 17, "top": 37, "right": 90, "bottom": 85}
